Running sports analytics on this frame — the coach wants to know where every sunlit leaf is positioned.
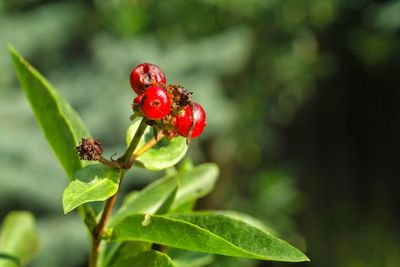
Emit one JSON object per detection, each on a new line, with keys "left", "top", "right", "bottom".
{"left": 110, "top": 212, "right": 309, "bottom": 262}
{"left": 63, "top": 164, "right": 120, "bottom": 214}
{"left": 8, "top": 45, "right": 90, "bottom": 179}
{"left": 212, "top": 210, "right": 276, "bottom": 235}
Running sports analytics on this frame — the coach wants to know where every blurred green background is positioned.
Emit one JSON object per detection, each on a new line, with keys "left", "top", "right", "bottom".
{"left": 1, "top": 0, "right": 400, "bottom": 266}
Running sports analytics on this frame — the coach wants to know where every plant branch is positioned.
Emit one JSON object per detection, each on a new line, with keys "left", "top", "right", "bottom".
{"left": 95, "top": 172, "right": 126, "bottom": 237}
{"left": 89, "top": 169, "right": 126, "bottom": 267}
{"left": 98, "top": 157, "right": 121, "bottom": 169}
{"left": 89, "top": 117, "right": 148, "bottom": 267}
{"left": 89, "top": 232, "right": 101, "bottom": 267}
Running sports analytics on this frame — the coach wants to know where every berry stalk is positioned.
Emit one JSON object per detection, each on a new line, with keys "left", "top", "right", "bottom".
{"left": 118, "top": 117, "right": 148, "bottom": 168}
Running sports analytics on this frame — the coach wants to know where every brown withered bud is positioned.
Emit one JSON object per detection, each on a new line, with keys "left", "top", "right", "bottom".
{"left": 167, "top": 84, "right": 193, "bottom": 107}
{"left": 179, "top": 90, "right": 193, "bottom": 106}
{"left": 76, "top": 138, "right": 103, "bottom": 161}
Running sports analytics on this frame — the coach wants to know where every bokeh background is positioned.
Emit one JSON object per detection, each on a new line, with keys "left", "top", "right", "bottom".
{"left": 1, "top": 0, "right": 400, "bottom": 266}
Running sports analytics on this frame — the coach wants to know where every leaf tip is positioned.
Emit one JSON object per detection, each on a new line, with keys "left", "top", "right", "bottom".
{"left": 7, "top": 44, "right": 22, "bottom": 62}
{"left": 63, "top": 206, "right": 71, "bottom": 215}
{"left": 7, "top": 43, "right": 16, "bottom": 53}
{"left": 62, "top": 200, "right": 73, "bottom": 214}
{"left": 290, "top": 249, "right": 310, "bottom": 262}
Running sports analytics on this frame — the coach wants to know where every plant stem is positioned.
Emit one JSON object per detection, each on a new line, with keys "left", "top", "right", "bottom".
{"left": 118, "top": 117, "right": 148, "bottom": 167}
{"left": 94, "top": 173, "right": 123, "bottom": 237}
{"left": 89, "top": 233, "right": 101, "bottom": 267}
{"left": 89, "top": 169, "right": 126, "bottom": 267}
{"left": 98, "top": 157, "right": 121, "bottom": 169}
{"left": 89, "top": 117, "right": 148, "bottom": 267}
{"left": 88, "top": 118, "right": 166, "bottom": 267}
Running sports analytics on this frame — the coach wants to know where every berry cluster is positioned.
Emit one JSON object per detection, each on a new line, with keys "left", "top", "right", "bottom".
{"left": 130, "top": 63, "right": 206, "bottom": 143}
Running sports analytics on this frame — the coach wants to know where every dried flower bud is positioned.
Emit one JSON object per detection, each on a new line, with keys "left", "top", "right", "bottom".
{"left": 76, "top": 138, "right": 103, "bottom": 161}
{"left": 168, "top": 84, "right": 193, "bottom": 107}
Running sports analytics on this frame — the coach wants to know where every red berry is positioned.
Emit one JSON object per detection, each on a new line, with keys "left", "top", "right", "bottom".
{"left": 174, "top": 103, "right": 206, "bottom": 139}
{"left": 132, "top": 94, "right": 144, "bottom": 112}
{"left": 130, "top": 63, "right": 166, "bottom": 95}
{"left": 141, "top": 86, "right": 171, "bottom": 120}
{"left": 133, "top": 94, "right": 143, "bottom": 104}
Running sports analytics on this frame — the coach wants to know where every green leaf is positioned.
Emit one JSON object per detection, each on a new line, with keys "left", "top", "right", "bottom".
{"left": 0, "top": 212, "right": 40, "bottom": 267}
{"left": 110, "top": 212, "right": 309, "bottom": 262}
{"left": 100, "top": 241, "right": 151, "bottom": 267}
{"left": 213, "top": 210, "right": 276, "bottom": 235}
{"left": 177, "top": 158, "right": 195, "bottom": 172}
{"left": 110, "top": 163, "right": 219, "bottom": 225}
{"left": 171, "top": 200, "right": 196, "bottom": 213}
{"left": 154, "top": 186, "right": 178, "bottom": 215}
{"left": 111, "top": 182, "right": 176, "bottom": 226}
{"left": 8, "top": 46, "right": 100, "bottom": 226}
{"left": 170, "top": 163, "right": 219, "bottom": 211}
{"left": 63, "top": 164, "right": 120, "bottom": 214}
{"left": 169, "top": 249, "right": 215, "bottom": 267}
{"left": 8, "top": 45, "right": 91, "bottom": 179}
{"left": 126, "top": 118, "right": 188, "bottom": 171}
{"left": 0, "top": 253, "right": 20, "bottom": 267}
{"left": 109, "top": 250, "right": 175, "bottom": 267}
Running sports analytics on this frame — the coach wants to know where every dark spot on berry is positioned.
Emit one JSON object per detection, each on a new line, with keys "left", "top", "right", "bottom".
{"left": 151, "top": 99, "right": 161, "bottom": 108}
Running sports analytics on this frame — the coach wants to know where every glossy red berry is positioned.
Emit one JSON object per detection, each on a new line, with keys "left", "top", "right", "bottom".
{"left": 174, "top": 103, "right": 206, "bottom": 139}
{"left": 130, "top": 63, "right": 166, "bottom": 95}
{"left": 141, "top": 86, "right": 171, "bottom": 120}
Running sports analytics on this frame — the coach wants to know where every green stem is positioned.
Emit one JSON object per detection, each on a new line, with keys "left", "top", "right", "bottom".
{"left": 118, "top": 117, "right": 148, "bottom": 167}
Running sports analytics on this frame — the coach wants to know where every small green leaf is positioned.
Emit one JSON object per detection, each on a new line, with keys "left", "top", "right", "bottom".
{"left": 169, "top": 249, "right": 215, "bottom": 267}
{"left": 0, "top": 212, "right": 40, "bottom": 267}
{"left": 111, "top": 163, "right": 219, "bottom": 225}
{"left": 109, "top": 250, "right": 175, "bottom": 267}
{"left": 63, "top": 164, "right": 120, "bottom": 214}
{"left": 111, "top": 213, "right": 309, "bottom": 262}
{"left": 8, "top": 45, "right": 90, "bottom": 179}
{"left": 126, "top": 118, "right": 188, "bottom": 171}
